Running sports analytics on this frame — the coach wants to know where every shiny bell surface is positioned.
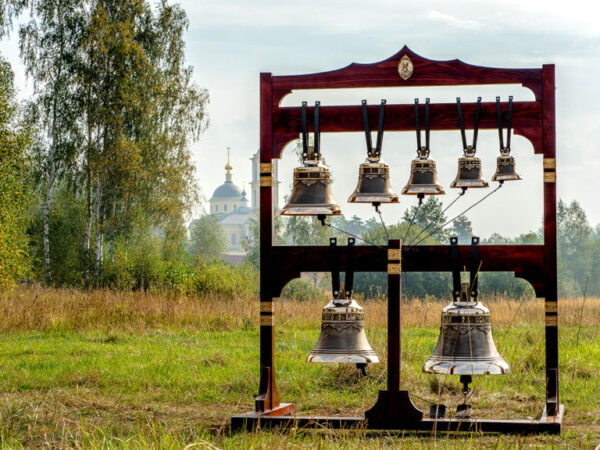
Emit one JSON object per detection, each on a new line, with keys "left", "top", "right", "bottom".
{"left": 348, "top": 156, "right": 399, "bottom": 204}
{"left": 423, "top": 283, "right": 509, "bottom": 375}
{"left": 492, "top": 149, "right": 521, "bottom": 182}
{"left": 450, "top": 147, "right": 489, "bottom": 189}
{"left": 281, "top": 148, "right": 341, "bottom": 216}
{"left": 307, "top": 298, "right": 379, "bottom": 364}
{"left": 402, "top": 147, "right": 445, "bottom": 196}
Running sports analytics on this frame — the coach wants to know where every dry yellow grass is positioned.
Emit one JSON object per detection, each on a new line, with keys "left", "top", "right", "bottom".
{"left": 1, "top": 285, "right": 598, "bottom": 333}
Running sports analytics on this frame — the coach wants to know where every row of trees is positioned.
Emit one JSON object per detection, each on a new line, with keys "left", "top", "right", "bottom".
{"left": 0, "top": 0, "right": 208, "bottom": 288}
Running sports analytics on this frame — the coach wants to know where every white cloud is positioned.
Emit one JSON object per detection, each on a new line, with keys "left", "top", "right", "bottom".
{"left": 427, "top": 10, "right": 483, "bottom": 31}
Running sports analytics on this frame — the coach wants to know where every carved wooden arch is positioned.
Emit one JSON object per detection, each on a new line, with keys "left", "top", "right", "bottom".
{"left": 269, "top": 46, "right": 543, "bottom": 159}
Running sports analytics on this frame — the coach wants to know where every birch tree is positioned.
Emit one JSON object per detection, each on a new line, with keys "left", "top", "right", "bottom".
{"left": 19, "top": 0, "right": 84, "bottom": 283}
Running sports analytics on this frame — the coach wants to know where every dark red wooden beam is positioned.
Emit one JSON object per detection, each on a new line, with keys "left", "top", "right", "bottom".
{"left": 270, "top": 244, "right": 545, "bottom": 297}
{"left": 271, "top": 101, "right": 542, "bottom": 158}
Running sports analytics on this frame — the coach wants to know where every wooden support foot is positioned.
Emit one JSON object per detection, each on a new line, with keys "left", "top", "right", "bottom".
{"left": 365, "top": 390, "right": 423, "bottom": 423}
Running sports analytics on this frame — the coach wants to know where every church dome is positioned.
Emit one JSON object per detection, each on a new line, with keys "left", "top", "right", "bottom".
{"left": 211, "top": 146, "right": 243, "bottom": 200}
{"left": 212, "top": 181, "right": 242, "bottom": 199}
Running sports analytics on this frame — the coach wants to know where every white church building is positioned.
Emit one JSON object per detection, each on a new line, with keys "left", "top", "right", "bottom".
{"left": 209, "top": 149, "right": 279, "bottom": 256}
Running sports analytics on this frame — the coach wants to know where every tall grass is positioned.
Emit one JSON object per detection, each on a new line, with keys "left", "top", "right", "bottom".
{"left": 2, "top": 285, "right": 597, "bottom": 333}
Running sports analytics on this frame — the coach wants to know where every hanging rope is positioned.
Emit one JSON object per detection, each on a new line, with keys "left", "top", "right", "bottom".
{"left": 406, "top": 184, "right": 503, "bottom": 249}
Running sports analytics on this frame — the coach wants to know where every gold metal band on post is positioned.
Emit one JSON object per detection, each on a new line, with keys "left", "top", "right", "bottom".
{"left": 260, "top": 176, "right": 273, "bottom": 187}
{"left": 260, "top": 315, "right": 273, "bottom": 326}
{"left": 544, "top": 172, "right": 556, "bottom": 183}
{"left": 545, "top": 316, "right": 558, "bottom": 326}
{"left": 387, "top": 263, "right": 401, "bottom": 274}
{"left": 260, "top": 163, "right": 273, "bottom": 174}
{"left": 388, "top": 249, "right": 401, "bottom": 260}
{"left": 260, "top": 302, "right": 273, "bottom": 313}
{"left": 543, "top": 158, "right": 556, "bottom": 169}
{"left": 545, "top": 302, "right": 558, "bottom": 313}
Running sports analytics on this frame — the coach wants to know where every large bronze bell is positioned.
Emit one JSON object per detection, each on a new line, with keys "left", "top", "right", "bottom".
{"left": 423, "top": 281, "right": 509, "bottom": 375}
{"left": 450, "top": 146, "right": 489, "bottom": 189}
{"left": 307, "top": 293, "right": 379, "bottom": 365}
{"left": 281, "top": 101, "right": 341, "bottom": 216}
{"left": 401, "top": 147, "right": 445, "bottom": 198}
{"left": 492, "top": 148, "right": 521, "bottom": 182}
{"left": 308, "top": 238, "right": 378, "bottom": 367}
{"left": 349, "top": 99, "right": 399, "bottom": 205}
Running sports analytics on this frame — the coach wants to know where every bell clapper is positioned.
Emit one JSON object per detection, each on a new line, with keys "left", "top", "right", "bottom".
{"left": 356, "top": 363, "right": 368, "bottom": 376}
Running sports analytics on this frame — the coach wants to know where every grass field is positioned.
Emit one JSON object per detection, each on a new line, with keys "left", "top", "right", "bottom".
{"left": 0, "top": 286, "right": 598, "bottom": 448}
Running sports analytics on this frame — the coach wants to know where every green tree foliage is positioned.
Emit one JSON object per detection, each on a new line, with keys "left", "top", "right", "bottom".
{"left": 0, "top": 58, "right": 31, "bottom": 288}
{"left": 189, "top": 215, "right": 227, "bottom": 262}
{"left": 10, "top": 0, "right": 208, "bottom": 286}
{"left": 452, "top": 215, "right": 473, "bottom": 244}
{"left": 402, "top": 197, "right": 449, "bottom": 243}
{"left": 557, "top": 199, "right": 592, "bottom": 296}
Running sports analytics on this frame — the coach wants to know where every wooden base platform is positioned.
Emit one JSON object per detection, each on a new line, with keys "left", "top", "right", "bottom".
{"left": 231, "top": 405, "right": 563, "bottom": 435}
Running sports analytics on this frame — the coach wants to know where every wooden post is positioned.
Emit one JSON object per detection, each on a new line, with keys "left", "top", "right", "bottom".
{"left": 365, "top": 239, "right": 423, "bottom": 423}
{"left": 542, "top": 64, "right": 559, "bottom": 415}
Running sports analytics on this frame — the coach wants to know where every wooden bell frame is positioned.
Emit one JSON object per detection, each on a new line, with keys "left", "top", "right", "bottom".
{"left": 232, "top": 46, "right": 563, "bottom": 434}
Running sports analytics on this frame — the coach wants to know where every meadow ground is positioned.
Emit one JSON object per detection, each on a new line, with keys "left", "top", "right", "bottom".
{"left": 0, "top": 286, "right": 598, "bottom": 448}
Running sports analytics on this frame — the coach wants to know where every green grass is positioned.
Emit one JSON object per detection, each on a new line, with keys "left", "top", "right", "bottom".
{"left": 0, "top": 322, "right": 598, "bottom": 448}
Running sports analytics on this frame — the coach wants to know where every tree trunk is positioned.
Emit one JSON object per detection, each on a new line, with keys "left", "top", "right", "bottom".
{"left": 94, "top": 178, "right": 103, "bottom": 283}
{"left": 83, "top": 163, "right": 92, "bottom": 285}
{"left": 43, "top": 175, "right": 53, "bottom": 284}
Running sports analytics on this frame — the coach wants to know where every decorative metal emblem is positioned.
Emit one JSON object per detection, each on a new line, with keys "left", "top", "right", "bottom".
{"left": 398, "top": 55, "right": 413, "bottom": 80}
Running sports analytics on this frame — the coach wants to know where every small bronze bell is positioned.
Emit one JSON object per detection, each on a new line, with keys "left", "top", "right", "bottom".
{"left": 492, "top": 148, "right": 521, "bottom": 182}
{"left": 451, "top": 97, "right": 488, "bottom": 190}
{"left": 402, "top": 99, "right": 445, "bottom": 203}
{"left": 401, "top": 147, "right": 445, "bottom": 198}
{"left": 349, "top": 100, "right": 398, "bottom": 205}
{"left": 281, "top": 101, "right": 341, "bottom": 216}
{"left": 281, "top": 149, "right": 342, "bottom": 216}
{"left": 307, "top": 292, "right": 379, "bottom": 365}
{"left": 492, "top": 95, "right": 521, "bottom": 183}
{"left": 450, "top": 146, "right": 489, "bottom": 189}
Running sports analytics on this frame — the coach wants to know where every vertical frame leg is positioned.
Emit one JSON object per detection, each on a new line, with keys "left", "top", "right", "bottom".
{"left": 366, "top": 239, "right": 423, "bottom": 423}
{"left": 542, "top": 64, "right": 559, "bottom": 416}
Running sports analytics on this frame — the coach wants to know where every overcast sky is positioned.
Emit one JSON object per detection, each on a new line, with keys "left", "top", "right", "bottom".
{"left": 2, "top": 0, "right": 599, "bottom": 238}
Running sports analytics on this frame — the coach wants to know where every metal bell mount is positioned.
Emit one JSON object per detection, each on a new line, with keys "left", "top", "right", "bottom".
{"left": 281, "top": 101, "right": 341, "bottom": 216}
{"left": 450, "top": 97, "right": 489, "bottom": 190}
{"left": 348, "top": 99, "right": 399, "bottom": 206}
{"left": 423, "top": 237, "right": 509, "bottom": 376}
{"left": 307, "top": 238, "right": 379, "bottom": 369}
{"left": 402, "top": 98, "right": 445, "bottom": 205}
{"left": 492, "top": 96, "right": 521, "bottom": 182}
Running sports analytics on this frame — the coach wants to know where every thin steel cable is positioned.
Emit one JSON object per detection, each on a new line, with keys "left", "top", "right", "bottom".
{"left": 576, "top": 275, "right": 589, "bottom": 347}
{"left": 406, "top": 192, "right": 465, "bottom": 247}
{"left": 401, "top": 203, "right": 420, "bottom": 243}
{"left": 376, "top": 208, "right": 389, "bottom": 240}
{"left": 407, "top": 184, "right": 503, "bottom": 249}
